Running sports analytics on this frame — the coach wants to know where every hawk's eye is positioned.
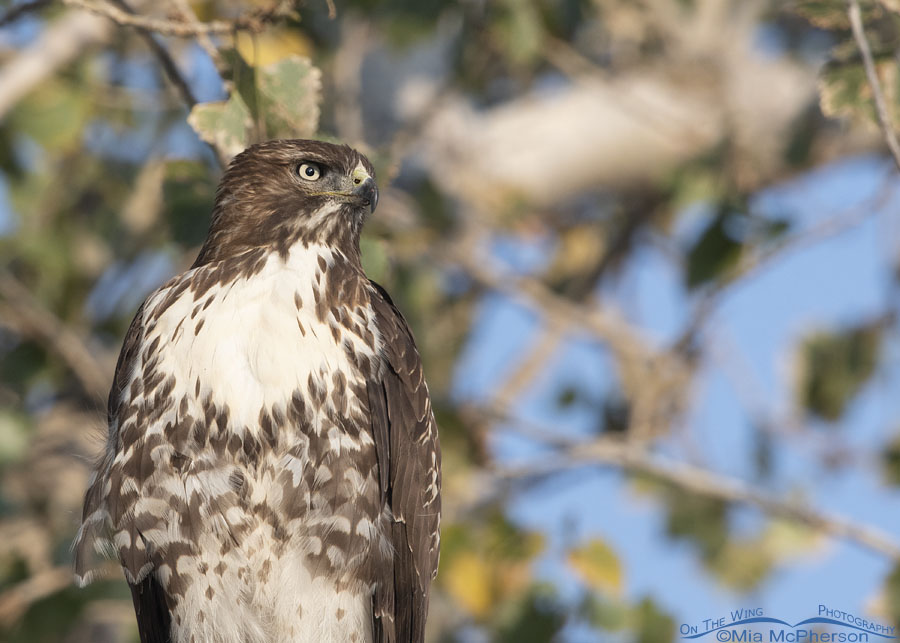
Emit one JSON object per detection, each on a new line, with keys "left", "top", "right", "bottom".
{"left": 297, "top": 163, "right": 321, "bottom": 181}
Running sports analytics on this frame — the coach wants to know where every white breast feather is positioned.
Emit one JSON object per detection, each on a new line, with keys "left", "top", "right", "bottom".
{"left": 130, "top": 242, "right": 380, "bottom": 643}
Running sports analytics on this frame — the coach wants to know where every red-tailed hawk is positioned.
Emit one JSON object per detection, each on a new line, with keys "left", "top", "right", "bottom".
{"left": 74, "top": 140, "right": 441, "bottom": 643}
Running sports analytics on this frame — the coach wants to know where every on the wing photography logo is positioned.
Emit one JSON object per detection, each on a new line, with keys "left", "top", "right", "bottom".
{"left": 680, "top": 605, "right": 896, "bottom": 642}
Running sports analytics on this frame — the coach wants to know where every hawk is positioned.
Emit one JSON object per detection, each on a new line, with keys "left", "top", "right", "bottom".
{"left": 74, "top": 140, "right": 441, "bottom": 643}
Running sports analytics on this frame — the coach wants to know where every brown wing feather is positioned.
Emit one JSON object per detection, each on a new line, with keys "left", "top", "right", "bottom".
{"left": 75, "top": 304, "right": 174, "bottom": 642}
{"left": 368, "top": 281, "right": 441, "bottom": 643}
{"left": 74, "top": 304, "right": 146, "bottom": 584}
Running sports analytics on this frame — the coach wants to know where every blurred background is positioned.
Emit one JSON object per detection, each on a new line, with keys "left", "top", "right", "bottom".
{"left": 1, "top": 0, "right": 900, "bottom": 641}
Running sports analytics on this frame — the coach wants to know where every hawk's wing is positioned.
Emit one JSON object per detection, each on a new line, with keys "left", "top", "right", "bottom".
{"left": 74, "top": 302, "right": 174, "bottom": 643}
{"left": 367, "top": 281, "right": 442, "bottom": 643}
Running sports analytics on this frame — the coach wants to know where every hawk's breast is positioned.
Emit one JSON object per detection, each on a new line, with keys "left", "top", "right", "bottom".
{"left": 123, "top": 243, "right": 389, "bottom": 641}
{"left": 145, "top": 243, "right": 381, "bottom": 441}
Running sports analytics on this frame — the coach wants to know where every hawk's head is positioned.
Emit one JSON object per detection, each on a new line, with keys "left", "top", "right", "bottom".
{"left": 196, "top": 139, "right": 378, "bottom": 264}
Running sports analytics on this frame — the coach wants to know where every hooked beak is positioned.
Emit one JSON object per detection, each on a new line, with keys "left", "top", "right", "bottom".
{"left": 353, "top": 177, "right": 378, "bottom": 213}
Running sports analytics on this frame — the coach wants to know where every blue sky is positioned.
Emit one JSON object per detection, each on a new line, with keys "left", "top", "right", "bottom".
{"left": 452, "top": 154, "right": 900, "bottom": 636}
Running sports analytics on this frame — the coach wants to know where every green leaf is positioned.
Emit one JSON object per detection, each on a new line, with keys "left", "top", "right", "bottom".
{"left": 187, "top": 94, "right": 253, "bottom": 160}
{"left": 580, "top": 594, "right": 629, "bottom": 632}
{"left": 662, "top": 487, "right": 729, "bottom": 559}
{"left": 222, "top": 48, "right": 260, "bottom": 121}
{"left": 633, "top": 597, "right": 676, "bottom": 643}
{"left": 708, "top": 540, "right": 773, "bottom": 590}
{"left": 187, "top": 55, "right": 321, "bottom": 158}
{"left": 568, "top": 539, "right": 623, "bottom": 596}
{"left": 492, "top": 0, "right": 545, "bottom": 68}
{"left": 881, "top": 433, "right": 900, "bottom": 485}
{"left": 0, "top": 411, "right": 29, "bottom": 465}
{"left": 583, "top": 594, "right": 676, "bottom": 643}
{"left": 819, "top": 45, "right": 900, "bottom": 128}
{"left": 791, "top": 0, "right": 852, "bottom": 28}
{"left": 256, "top": 55, "right": 321, "bottom": 140}
{"left": 820, "top": 58, "right": 874, "bottom": 125}
{"left": 685, "top": 210, "right": 743, "bottom": 289}
{"left": 797, "top": 321, "right": 883, "bottom": 421}
{"left": 884, "top": 562, "right": 900, "bottom": 630}
{"left": 495, "top": 585, "right": 566, "bottom": 643}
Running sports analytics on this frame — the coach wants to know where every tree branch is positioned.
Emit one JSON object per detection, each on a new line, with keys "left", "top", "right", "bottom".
{"left": 61, "top": 0, "right": 297, "bottom": 37}
{"left": 0, "top": 566, "right": 73, "bottom": 625}
{"left": 442, "top": 237, "right": 647, "bottom": 363}
{"left": 0, "top": 273, "right": 109, "bottom": 402}
{"left": 0, "top": 9, "right": 112, "bottom": 120}
{"left": 167, "top": 0, "right": 227, "bottom": 79}
{"left": 105, "top": 0, "right": 233, "bottom": 168}
{"left": 107, "top": 0, "right": 196, "bottom": 107}
{"left": 0, "top": 561, "right": 122, "bottom": 625}
{"left": 487, "top": 408, "right": 900, "bottom": 561}
{"left": 848, "top": 0, "right": 900, "bottom": 171}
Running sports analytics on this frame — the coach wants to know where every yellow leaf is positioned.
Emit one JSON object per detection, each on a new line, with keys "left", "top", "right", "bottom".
{"left": 236, "top": 28, "right": 313, "bottom": 66}
{"left": 544, "top": 224, "right": 606, "bottom": 283}
{"left": 761, "top": 520, "right": 827, "bottom": 561}
{"left": 568, "top": 539, "right": 622, "bottom": 596}
{"left": 444, "top": 551, "right": 494, "bottom": 618}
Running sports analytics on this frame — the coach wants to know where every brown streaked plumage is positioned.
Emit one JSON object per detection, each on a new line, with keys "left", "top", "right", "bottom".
{"left": 75, "top": 140, "right": 441, "bottom": 643}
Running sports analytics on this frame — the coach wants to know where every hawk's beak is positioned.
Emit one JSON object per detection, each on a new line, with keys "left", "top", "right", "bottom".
{"left": 353, "top": 177, "right": 378, "bottom": 213}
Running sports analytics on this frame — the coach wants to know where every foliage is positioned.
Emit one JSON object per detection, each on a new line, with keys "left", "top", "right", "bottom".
{"left": 0, "top": 0, "right": 898, "bottom": 641}
{"left": 797, "top": 321, "right": 883, "bottom": 422}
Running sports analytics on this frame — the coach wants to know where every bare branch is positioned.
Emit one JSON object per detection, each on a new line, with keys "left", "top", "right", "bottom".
{"left": 0, "top": 10, "right": 112, "bottom": 120}
{"left": 0, "top": 561, "right": 122, "bottom": 625}
{"left": 442, "top": 238, "right": 647, "bottom": 363}
{"left": 0, "top": 273, "right": 109, "bottom": 402}
{"left": 0, "top": 566, "right": 73, "bottom": 625}
{"left": 492, "top": 326, "right": 566, "bottom": 410}
{"left": 107, "top": 0, "right": 197, "bottom": 107}
{"left": 488, "top": 408, "right": 900, "bottom": 561}
{"left": 167, "top": 0, "right": 228, "bottom": 80}
{"left": 333, "top": 17, "right": 370, "bottom": 145}
{"left": 61, "top": 0, "right": 297, "bottom": 37}
{"left": 848, "top": 0, "right": 900, "bottom": 171}
{"left": 107, "top": 0, "right": 229, "bottom": 167}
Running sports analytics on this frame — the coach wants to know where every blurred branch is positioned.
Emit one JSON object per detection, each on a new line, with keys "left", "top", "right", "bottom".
{"left": 492, "top": 326, "right": 566, "bottom": 410}
{"left": 0, "top": 273, "right": 109, "bottom": 402}
{"left": 0, "top": 9, "right": 112, "bottom": 119}
{"left": 0, "top": 561, "right": 122, "bottom": 625}
{"left": 445, "top": 220, "right": 691, "bottom": 442}
{"left": 107, "top": 0, "right": 229, "bottom": 168}
{"left": 61, "top": 0, "right": 297, "bottom": 37}
{"left": 0, "top": 566, "right": 73, "bottom": 625}
{"left": 168, "top": 0, "right": 227, "bottom": 80}
{"left": 848, "top": 0, "right": 900, "bottom": 172}
{"left": 488, "top": 408, "right": 900, "bottom": 561}
{"left": 443, "top": 237, "right": 647, "bottom": 362}
{"left": 0, "top": 0, "right": 52, "bottom": 27}
{"left": 333, "top": 16, "right": 369, "bottom": 146}
{"left": 108, "top": 0, "right": 196, "bottom": 107}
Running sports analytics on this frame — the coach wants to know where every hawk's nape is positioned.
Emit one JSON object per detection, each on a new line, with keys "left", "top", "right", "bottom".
{"left": 74, "top": 140, "right": 441, "bottom": 643}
